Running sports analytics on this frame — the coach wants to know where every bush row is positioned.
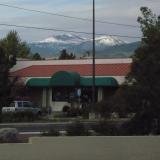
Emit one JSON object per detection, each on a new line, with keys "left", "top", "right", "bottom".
{"left": 42, "top": 118, "right": 160, "bottom": 136}
{"left": 42, "top": 120, "right": 123, "bottom": 136}
{"left": 1, "top": 111, "right": 39, "bottom": 122}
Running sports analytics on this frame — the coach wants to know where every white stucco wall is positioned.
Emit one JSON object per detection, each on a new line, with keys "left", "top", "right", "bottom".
{"left": 47, "top": 88, "right": 71, "bottom": 112}
{"left": 42, "top": 88, "right": 47, "bottom": 108}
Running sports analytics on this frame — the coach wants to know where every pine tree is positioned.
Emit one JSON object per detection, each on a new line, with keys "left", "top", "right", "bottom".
{"left": 124, "top": 7, "right": 160, "bottom": 134}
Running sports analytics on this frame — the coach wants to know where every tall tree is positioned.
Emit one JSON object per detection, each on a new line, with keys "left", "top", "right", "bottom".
{"left": 122, "top": 7, "right": 160, "bottom": 134}
{"left": 0, "top": 31, "right": 29, "bottom": 115}
{"left": 59, "top": 49, "right": 76, "bottom": 60}
{"left": 17, "top": 41, "right": 31, "bottom": 58}
{"left": 0, "top": 46, "right": 17, "bottom": 115}
{"left": 0, "top": 31, "right": 18, "bottom": 67}
{"left": 32, "top": 52, "right": 42, "bottom": 60}
{"left": 0, "top": 31, "right": 31, "bottom": 59}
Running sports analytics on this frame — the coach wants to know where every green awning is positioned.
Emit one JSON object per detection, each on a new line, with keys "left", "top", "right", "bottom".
{"left": 26, "top": 78, "right": 50, "bottom": 87}
{"left": 50, "top": 71, "right": 80, "bottom": 86}
{"left": 80, "top": 77, "right": 118, "bottom": 87}
{"left": 26, "top": 72, "right": 118, "bottom": 87}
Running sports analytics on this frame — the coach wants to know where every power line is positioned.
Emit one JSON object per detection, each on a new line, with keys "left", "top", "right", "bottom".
{"left": 0, "top": 23, "right": 142, "bottom": 39}
{"left": 0, "top": 3, "right": 140, "bottom": 28}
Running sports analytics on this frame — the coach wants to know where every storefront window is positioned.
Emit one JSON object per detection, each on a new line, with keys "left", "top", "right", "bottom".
{"left": 52, "top": 87, "right": 76, "bottom": 102}
{"left": 52, "top": 87, "right": 98, "bottom": 103}
{"left": 81, "top": 87, "right": 98, "bottom": 103}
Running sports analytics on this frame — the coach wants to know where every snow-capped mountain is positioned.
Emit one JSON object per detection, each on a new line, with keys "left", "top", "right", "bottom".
{"left": 95, "top": 36, "right": 125, "bottom": 46}
{"left": 29, "top": 34, "right": 139, "bottom": 58}
{"left": 37, "top": 34, "right": 125, "bottom": 46}
{"left": 38, "top": 34, "right": 87, "bottom": 44}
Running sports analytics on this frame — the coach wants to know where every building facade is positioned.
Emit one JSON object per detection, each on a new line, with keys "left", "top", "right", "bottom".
{"left": 10, "top": 58, "right": 131, "bottom": 112}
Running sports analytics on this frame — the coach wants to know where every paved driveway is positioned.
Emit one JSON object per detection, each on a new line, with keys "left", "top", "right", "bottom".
{"left": 0, "top": 136, "right": 160, "bottom": 160}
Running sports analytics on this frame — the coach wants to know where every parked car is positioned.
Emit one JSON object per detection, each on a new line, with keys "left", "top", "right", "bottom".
{"left": 2, "top": 100, "right": 42, "bottom": 116}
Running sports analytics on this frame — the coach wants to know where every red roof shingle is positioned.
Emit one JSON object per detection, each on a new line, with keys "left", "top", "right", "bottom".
{"left": 11, "top": 63, "right": 131, "bottom": 77}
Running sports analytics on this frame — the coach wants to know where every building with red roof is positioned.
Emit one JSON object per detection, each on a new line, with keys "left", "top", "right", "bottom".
{"left": 10, "top": 58, "right": 131, "bottom": 112}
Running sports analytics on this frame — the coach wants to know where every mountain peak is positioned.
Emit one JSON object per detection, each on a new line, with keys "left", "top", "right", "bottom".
{"left": 37, "top": 34, "right": 125, "bottom": 46}
{"left": 39, "top": 37, "right": 61, "bottom": 43}
{"left": 29, "top": 34, "right": 139, "bottom": 58}
{"left": 39, "top": 34, "right": 86, "bottom": 44}
{"left": 95, "top": 36, "right": 125, "bottom": 46}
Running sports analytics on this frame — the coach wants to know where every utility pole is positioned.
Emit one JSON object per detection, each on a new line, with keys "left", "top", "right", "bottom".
{"left": 92, "top": 0, "right": 96, "bottom": 107}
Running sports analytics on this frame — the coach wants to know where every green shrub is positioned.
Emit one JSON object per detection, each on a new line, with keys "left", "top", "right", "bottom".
{"left": 80, "top": 104, "right": 90, "bottom": 119}
{"left": 67, "top": 108, "right": 81, "bottom": 117}
{"left": 62, "top": 106, "right": 70, "bottom": 113}
{"left": 1, "top": 113, "right": 15, "bottom": 122}
{"left": 93, "top": 120, "right": 120, "bottom": 136}
{"left": 2, "top": 111, "right": 37, "bottom": 122}
{"left": 22, "top": 111, "right": 36, "bottom": 122}
{"left": 66, "top": 120, "right": 90, "bottom": 136}
{"left": 121, "top": 112, "right": 159, "bottom": 135}
{"left": 0, "top": 128, "right": 19, "bottom": 143}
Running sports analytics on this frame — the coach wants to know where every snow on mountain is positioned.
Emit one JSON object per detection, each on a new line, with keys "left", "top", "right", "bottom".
{"left": 37, "top": 34, "right": 125, "bottom": 46}
{"left": 39, "top": 37, "right": 62, "bottom": 43}
{"left": 29, "top": 34, "right": 138, "bottom": 58}
{"left": 95, "top": 36, "right": 125, "bottom": 46}
{"left": 38, "top": 34, "right": 87, "bottom": 44}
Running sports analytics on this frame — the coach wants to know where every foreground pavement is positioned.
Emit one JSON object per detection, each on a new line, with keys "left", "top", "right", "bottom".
{"left": 0, "top": 136, "right": 160, "bottom": 160}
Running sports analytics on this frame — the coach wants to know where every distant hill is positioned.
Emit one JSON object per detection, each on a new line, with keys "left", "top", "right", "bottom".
{"left": 97, "top": 42, "right": 140, "bottom": 58}
{"left": 29, "top": 34, "right": 140, "bottom": 58}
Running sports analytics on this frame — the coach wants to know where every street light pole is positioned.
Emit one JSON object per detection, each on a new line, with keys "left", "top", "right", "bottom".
{"left": 92, "top": 0, "right": 96, "bottom": 107}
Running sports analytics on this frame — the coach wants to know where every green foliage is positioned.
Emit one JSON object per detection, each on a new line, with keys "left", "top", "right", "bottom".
{"left": 118, "top": 7, "right": 160, "bottom": 134}
{"left": 110, "top": 85, "right": 139, "bottom": 118}
{"left": 1, "top": 111, "right": 37, "bottom": 122}
{"left": 0, "top": 31, "right": 18, "bottom": 68}
{"left": 0, "top": 128, "right": 19, "bottom": 143}
{"left": 67, "top": 108, "right": 81, "bottom": 117}
{"left": 17, "top": 41, "right": 31, "bottom": 58}
{"left": 0, "top": 31, "right": 30, "bottom": 59}
{"left": 93, "top": 100, "right": 112, "bottom": 118}
{"left": 106, "top": 7, "right": 160, "bottom": 135}
{"left": 0, "top": 31, "right": 32, "bottom": 116}
{"left": 80, "top": 104, "right": 90, "bottom": 119}
{"left": 122, "top": 112, "right": 157, "bottom": 135}
{"left": 66, "top": 120, "right": 90, "bottom": 136}
{"left": 93, "top": 120, "right": 120, "bottom": 136}
{"left": 32, "top": 52, "right": 42, "bottom": 60}
{"left": 0, "top": 46, "right": 16, "bottom": 112}
{"left": 59, "top": 49, "right": 76, "bottom": 59}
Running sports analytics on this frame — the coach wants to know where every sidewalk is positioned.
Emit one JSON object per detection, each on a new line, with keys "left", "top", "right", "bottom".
{"left": 0, "top": 136, "right": 160, "bottom": 160}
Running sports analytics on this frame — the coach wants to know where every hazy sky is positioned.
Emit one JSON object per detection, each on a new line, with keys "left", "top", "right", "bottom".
{"left": 0, "top": 0, "right": 159, "bottom": 42}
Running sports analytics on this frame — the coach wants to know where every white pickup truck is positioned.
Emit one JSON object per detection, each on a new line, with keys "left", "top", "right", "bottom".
{"left": 2, "top": 100, "right": 42, "bottom": 115}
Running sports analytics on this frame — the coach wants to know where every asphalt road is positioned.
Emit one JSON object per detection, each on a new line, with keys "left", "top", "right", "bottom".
{"left": 0, "top": 121, "right": 95, "bottom": 132}
{"left": 0, "top": 118, "right": 128, "bottom": 132}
